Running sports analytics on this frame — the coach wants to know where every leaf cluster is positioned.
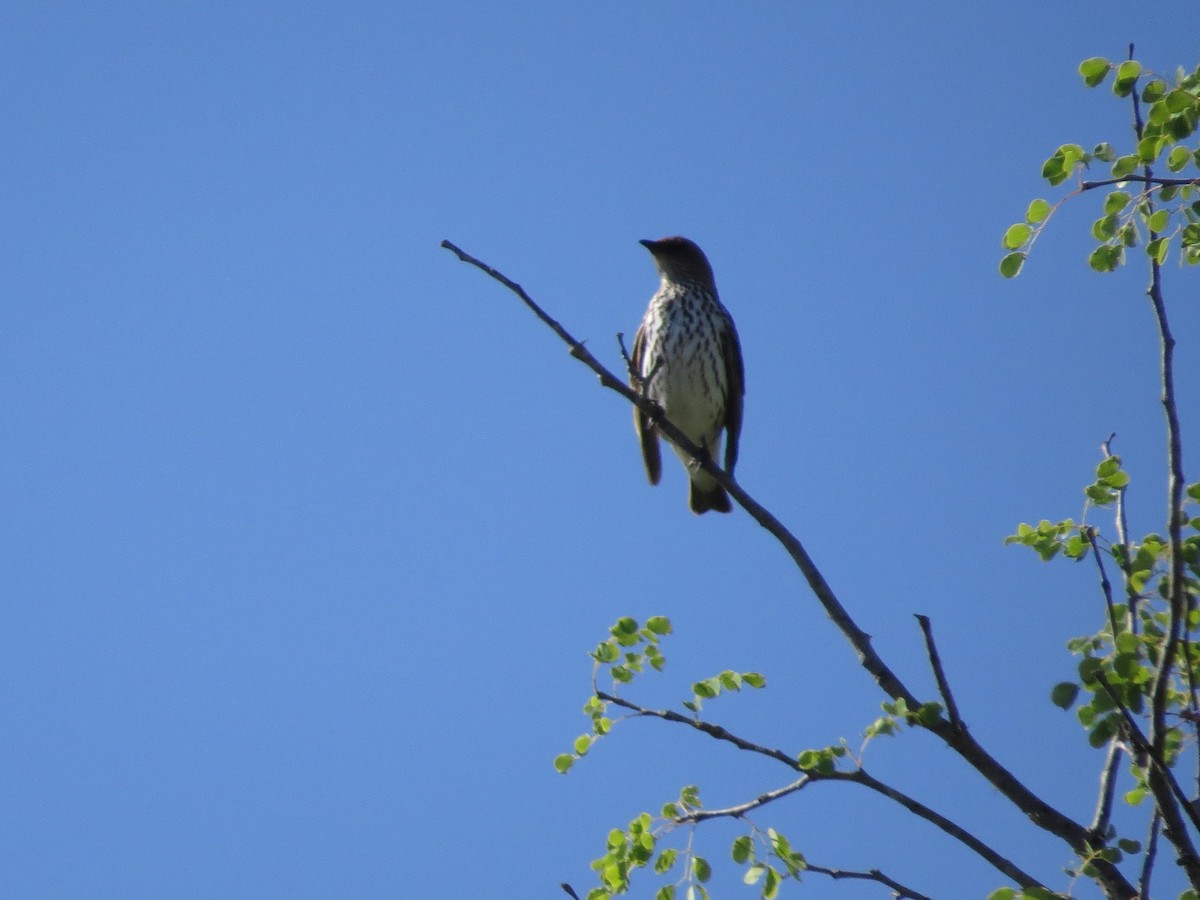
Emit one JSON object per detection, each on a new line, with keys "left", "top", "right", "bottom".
{"left": 1001, "top": 57, "right": 1200, "bottom": 277}
{"left": 731, "top": 828, "right": 806, "bottom": 900}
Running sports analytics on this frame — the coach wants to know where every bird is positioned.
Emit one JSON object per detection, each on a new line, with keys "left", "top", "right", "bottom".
{"left": 630, "top": 236, "right": 744, "bottom": 514}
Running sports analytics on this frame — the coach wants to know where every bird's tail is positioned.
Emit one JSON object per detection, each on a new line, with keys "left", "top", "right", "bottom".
{"left": 689, "top": 478, "right": 732, "bottom": 514}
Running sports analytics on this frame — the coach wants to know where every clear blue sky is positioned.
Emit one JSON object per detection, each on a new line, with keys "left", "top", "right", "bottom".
{"left": 4, "top": 3, "right": 1199, "bottom": 898}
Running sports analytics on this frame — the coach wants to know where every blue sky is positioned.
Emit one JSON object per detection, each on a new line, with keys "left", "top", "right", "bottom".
{"left": 4, "top": 3, "right": 1200, "bottom": 898}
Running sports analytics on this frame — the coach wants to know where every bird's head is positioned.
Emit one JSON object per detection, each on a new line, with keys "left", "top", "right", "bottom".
{"left": 640, "top": 236, "right": 716, "bottom": 288}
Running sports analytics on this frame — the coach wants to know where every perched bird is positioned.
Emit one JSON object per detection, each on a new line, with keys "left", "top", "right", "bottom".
{"left": 630, "top": 237, "right": 744, "bottom": 514}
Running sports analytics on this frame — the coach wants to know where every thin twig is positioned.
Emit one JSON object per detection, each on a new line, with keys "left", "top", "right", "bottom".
{"left": 804, "top": 863, "right": 934, "bottom": 900}
{"left": 1090, "top": 740, "right": 1123, "bottom": 841}
{"left": 678, "top": 775, "right": 811, "bottom": 821}
{"left": 1080, "top": 175, "right": 1200, "bottom": 190}
{"left": 443, "top": 240, "right": 1138, "bottom": 900}
{"left": 1138, "top": 812, "right": 1161, "bottom": 900}
{"left": 597, "top": 690, "right": 798, "bottom": 766}
{"left": 560, "top": 883, "right": 582, "bottom": 900}
{"left": 1083, "top": 524, "right": 1124, "bottom": 839}
{"left": 915, "top": 614, "right": 962, "bottom": 728}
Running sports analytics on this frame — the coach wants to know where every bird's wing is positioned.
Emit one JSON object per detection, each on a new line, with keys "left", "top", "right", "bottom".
{"left": 721, "top": 318, "right": 745, "bottom": 475}
{"left": 630, "top": 324, "right": 661, "bottom": 485}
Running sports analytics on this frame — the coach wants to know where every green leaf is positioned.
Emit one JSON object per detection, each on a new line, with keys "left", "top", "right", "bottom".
{"left": 1168, "top": 146, "right": 1192, "bottom": 172}
{"left": 612, "top": 616, "right": 639, "bottom": 637}
{"left": 1092, "top": 214, "right": 1118, "bottom": 240}
{"left": 999, "top": 251, "right": 1026, "bottom": 279}
{"left": 1142, "top": 79, "right": 1167, "bottom": 102}
{"left": 1148, "top": 209, "right": 1171, "bottom": 232}
{"left": 1112, "top": 155, "right": 1139, "bottom": 178}
{"left": 1113, "top": 60, "right": 1141, "bottom": 97}
{"left": 987, "top": 890, "right": 1018, "bottom": 900}
{"left": 554, "top": 753, "right": 575, "bottom": 773}
{"left": 594, "top": 641, "right": 620, "bottom": 663}
{"left": 743, "top": 672, "right": 767, "bottom": 688}
{"left": 1042, "top": 154, "right": 1066, "bottom": 186}
{"left": 1136, "top": 135, "right": 1164, "bottom": 163}
{"left": 1089, "top": 244, "right": 1122, "bottom": 272}
{"left": 1003, "top": 223, "right": 1032, "bottom": 249}
{"left": 1105, "top": 470, "right": 1130, "bottom": 489}
{"left": 732, "top": 835, "right": 753, "bottom": 864}
{"left": 763, "top": 865, "right": 781, "bottom": 900}
{"left": 645, "top": 616, "right": 672, "bottom": 635}
{"left": 1104, "top": 191, "right": 1131, "bottom": 215}
{"left": 1166, "top": 89, "right": 1195, "bottom": 114}
{"left": 1089, "top": 713, "right": 1119, "bottom": 748}
{"left": 797, "top": 749, "right": 823, "bottom": 770}
{"left": 1026, "top": 198, "right": 1051, "bottom": 223}
{"left": 692, "top": 856, "right": 711, "bottom": 883}
{"left": 1092, "top": 142, "right": 1117, "bottom": 162}
{"left": 573, "top": 734, "right": 592, "bottom": 755}
{"left": 1079, "top": 57, "right": 1110, "bottom": 87}
{"left": 1051, "top": 682, "right": 1080, "bottom": 709}
{"left": 743, "top": 864, "right": 766, "bottom": 886}
{"left": 655, "top": 848, "right": 678, "bottom": 875}
{"left": 655, "top": 886, "right": 676, "bottom": 900}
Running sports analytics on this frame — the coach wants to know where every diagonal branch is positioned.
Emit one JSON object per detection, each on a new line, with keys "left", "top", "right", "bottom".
{"left": 443, "top": 240, "right": 1138, "bottom": 900}
{"left": 804, "top": 863, "right": 933, "bottom": 900}
{"left": 1080, "top": 175, "right": 1200, "bottom": 191}
{"left": 915, "top": 614, "right": 962, "bottom": 728}
{"left": 597, "top": 690, "right": 797, "bottom": 767}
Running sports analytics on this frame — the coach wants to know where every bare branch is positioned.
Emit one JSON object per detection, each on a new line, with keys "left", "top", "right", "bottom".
{"left": 597, "top": 690, "right": 796, "bottom": 767}
{"left": 850, "top": 768, "right": 1045, "bottom": 892}
{"left": 559, "top": 882, "right": 582, "bottom": 900}
{"left": 1083, "top": 525, "right": 1125, "bottom": 839}
{"left": 915, "top": 614, "right": 962, "bottom": 728}
{"left": 1080, "top": 175, "right": 1200, "bottom": 190}
{"left": 680, "top": 775, "right": 811, "bottom": 822}
{"left": 804, "top": 863, "right": 934, "bottom": 900}
{"left": 1090, "top": 739, "right": 1123, "bottom": 841}
{"left": 1139, "top": 812, "right": 1161, "bottom": 900}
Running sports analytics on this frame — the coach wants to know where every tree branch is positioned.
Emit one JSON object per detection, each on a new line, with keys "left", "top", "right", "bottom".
{"left": 443, "top": 240, "right": 1138, "bottom": 900}
{"left": 915, "top": 614, "right": 962, "bottom": 728}
{"left": 804, "top": 862, "right": 934, "bottom": 900}
{"left": 1080, "top": 175, "right": 1200, "bottom": 190}
{"left": 1139, "top": 812, "right": 1161, "bottom": 900}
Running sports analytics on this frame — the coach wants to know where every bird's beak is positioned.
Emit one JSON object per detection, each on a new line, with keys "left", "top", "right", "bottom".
{"left": 639, "top": 239, "right": 657, "bottom": 252}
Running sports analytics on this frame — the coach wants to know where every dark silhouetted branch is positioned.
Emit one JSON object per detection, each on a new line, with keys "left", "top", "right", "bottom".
{"left": 915, "top": 614, "right": 961, "bottom": 728}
